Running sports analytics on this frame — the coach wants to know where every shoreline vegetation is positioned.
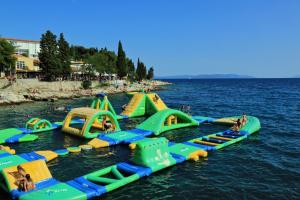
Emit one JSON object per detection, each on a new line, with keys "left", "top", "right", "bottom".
{"left": 0, "top": 79, "right": 170, "bottom": 105}
{"left": 0, "top": 30, "right": 163, "bottom": 106}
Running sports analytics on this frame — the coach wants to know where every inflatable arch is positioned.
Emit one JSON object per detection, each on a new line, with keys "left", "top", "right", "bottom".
{"left": 91, "top": 94, "right": 124, "bottom": 120}
{"left": 136, "top": 109, "right": 199, "bottom": 135}
{"left": 25, "top": 118, "right": 53, "bottom": 132}
{"left": 62, "top": 108, "right": 121, "bottom": 139}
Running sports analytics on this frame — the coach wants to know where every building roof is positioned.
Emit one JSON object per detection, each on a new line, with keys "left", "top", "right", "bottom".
{"left": 0, "top": 37, "right": 40, "bottom": 43}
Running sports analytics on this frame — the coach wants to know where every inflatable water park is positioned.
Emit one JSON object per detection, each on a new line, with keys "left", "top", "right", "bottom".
{"left": 0, "top": 92, "right": 261, "bottom": 200}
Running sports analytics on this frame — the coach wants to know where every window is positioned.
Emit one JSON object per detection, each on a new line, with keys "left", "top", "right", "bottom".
{"left": 16, "top": 49, "right": 29, "bottom": 56}
{"left": 16, "top": 61, "right": 26, "bottom": 70}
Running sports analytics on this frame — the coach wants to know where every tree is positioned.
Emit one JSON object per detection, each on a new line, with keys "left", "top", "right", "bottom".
{"left": 136, "top": 58, "right": 146, "bottom": 81}
{"left": 39, "top": 30, "right": 60, "bottom": 81}
{"left": 127, "top": 58, "right": 135, "bottom": 81}
{"left": 58, "top": 33, "right": 71, "bottom": 77}
{"left": 0, "top": 39, "right": 16, "bottom": 76}
{"left": 147, "top": 66, "right": 154, "bottom": 80}
{"left": 116, "top": 41, "right": 127, "bottom": 78}
{"left": 84, "top": 48, "right": 117, "bottom": 74}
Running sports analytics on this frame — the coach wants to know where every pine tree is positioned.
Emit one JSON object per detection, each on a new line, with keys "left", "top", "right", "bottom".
{"left": 136, "top": 58, "right": 143, "bottom": 81}
{"left": 39, "top": 30, "right": 60, "bottom": 81}
{"left": 147, "top": 66, "right": 154, "bottom": 80}
{"left": 127, "top": 58, "right": 135, "bottom": 81}
{"left": 116, "top": 41, "right": 127, "bottom": 78}
{"left": 58, "top": 33, "right": 71, "bottom": 77}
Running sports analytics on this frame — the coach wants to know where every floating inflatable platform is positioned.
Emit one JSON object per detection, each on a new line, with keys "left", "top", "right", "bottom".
{"left": 87, "top": 108, "right": 200, "bottom": 146}
{"left": 0, "top": 114, "right": 260, "bottom": 199}
{"left": 0, "top": 118, "right": 84, "bottom": 144}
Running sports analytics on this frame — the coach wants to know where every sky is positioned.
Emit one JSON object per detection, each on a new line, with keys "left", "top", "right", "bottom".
{"left": 0, "top": 0, "right": 299, "bottom": 78}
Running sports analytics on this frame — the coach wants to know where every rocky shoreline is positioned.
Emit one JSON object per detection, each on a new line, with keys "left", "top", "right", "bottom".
{"left": 0, "top": 79, "right": 171, "bottom": 105}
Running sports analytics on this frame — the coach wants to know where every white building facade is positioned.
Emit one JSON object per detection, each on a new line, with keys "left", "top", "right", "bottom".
{"left": 1, "top": 38, "right": 40, "bottom": 58}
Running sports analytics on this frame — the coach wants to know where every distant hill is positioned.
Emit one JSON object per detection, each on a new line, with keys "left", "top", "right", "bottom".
{"left": 292, "top": 75, "right": 300, "bottom": 78}
{"left": 157, "top": 74, "right": 255, "bottom": 79}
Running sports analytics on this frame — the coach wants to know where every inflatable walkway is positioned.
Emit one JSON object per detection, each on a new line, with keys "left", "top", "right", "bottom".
{"left": 0, "top": 119, "right": 84, "bottom": 144}
{"left": 0, "top": 115, "right": 260, "bottom": 200}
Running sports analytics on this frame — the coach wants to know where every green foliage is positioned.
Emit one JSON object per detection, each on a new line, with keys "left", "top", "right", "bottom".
{"left": 127, "top": 58, "right": 135, "bottom": 81}
{"left": 116, "top": 41, "right": 127, "bottom": 78}
{"left": 136, "top": 58, "right": 147, "bottom": 81}
{"left": 147, "top": 67, "right": 154, "bottom": 80}
{"left": 58, "top": 33, "right": 71, "bottom": 76}
{"left": 70, "top": 45, "right": 98, "bottom": 60}
{"left": 82, "top": 80, "right": 92, "bottom": 89}
{"left": 39, "top": 30, "right": 60, "bottom": 81}
{"left": 84, "top": 48, "right": 117, "bottom": 74}
{"left": 0, "top": 39, "right": 16, "bottom": 75}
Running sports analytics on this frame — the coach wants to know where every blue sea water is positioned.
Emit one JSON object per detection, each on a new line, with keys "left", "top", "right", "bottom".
{"left": 0, "top": 78, "right": 299, "bottom": 199}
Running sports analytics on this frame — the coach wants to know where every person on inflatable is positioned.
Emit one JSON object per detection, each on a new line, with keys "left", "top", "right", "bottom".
{"left": 8, "top": 165, "right": 35, "bottom": 192}
{"left": 102, "top": 117, "right": 114, "bottom": 132}
{"left": 231, "top": 118, "right": 242, "bottom": 131}
{"left": 241, "top": 113, "right": 248, "bottom": 126}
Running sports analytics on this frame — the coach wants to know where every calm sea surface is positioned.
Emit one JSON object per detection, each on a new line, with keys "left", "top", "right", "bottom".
{"left": 0, "top": 79, "right": 299, "bottom": 199}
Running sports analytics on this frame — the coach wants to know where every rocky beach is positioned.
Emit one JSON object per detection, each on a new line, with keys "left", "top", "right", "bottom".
{"left": 0, "top": 79, "right": 170, "bottom": 105}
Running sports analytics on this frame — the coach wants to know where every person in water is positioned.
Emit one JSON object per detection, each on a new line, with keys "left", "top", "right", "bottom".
{"left": 121, "top": 104, "right": 127, "bottom": 111}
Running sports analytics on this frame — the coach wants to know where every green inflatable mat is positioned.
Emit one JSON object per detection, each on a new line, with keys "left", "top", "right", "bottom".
{"left": 19, "top": 183, "right": 87, "bottom": 200}
{"left": 0, "top": 155, "right": 27, "bottom": 171}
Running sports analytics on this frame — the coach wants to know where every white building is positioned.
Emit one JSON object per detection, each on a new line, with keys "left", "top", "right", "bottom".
{"left": 1, "top": 37, "right": 40, "bottom": 58}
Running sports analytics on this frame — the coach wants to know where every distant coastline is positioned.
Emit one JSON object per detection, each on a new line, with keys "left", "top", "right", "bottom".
{"left": 157, "top": 74, "right": 254, "bottom": 79}
{"left": 156, "top": 74, "right": 300, "bottom": 79}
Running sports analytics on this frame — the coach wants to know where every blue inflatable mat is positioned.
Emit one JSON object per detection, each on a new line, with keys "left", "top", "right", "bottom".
{"left": 117, "top": 162, "right": 152, "bottom": 177}
{"left": 98, "top": 134, "right": 119, "bottom": 145}
{"left": 122, "top": 135, "right": 145, "bottom": 144}
{"left": 182, "top": 142, "right": 216, "bottom": 151}
{"left": 55, "top": 149, "right": 69, "bottom": 155}
{"left": 170, "top": 153, "right": 186, "bottom": 163}
{"left": 202, "top": 137, "right": 225, "bottom": 144}
{"left": 168, "top": 142, "right": 176, "bottom": 147}
{"left": 11, "top": 178, "right": 60, "bottom": 199}
{"left": 128, "top": 129, "right": 153, "bottom": 137}
{"left": 67, "top": 176, "right": 106, "bottom": 199}
{"left": 17, "top": 128, "right": 33, "bottom": 134}
{"left": 19, "top": 152, "right": 46, "bottom": 161}
{"left": 5, "top": 134, "right": 26, "bottom": 143}
{"left": 0, "top": 152, "right": 11, "bottom": 158}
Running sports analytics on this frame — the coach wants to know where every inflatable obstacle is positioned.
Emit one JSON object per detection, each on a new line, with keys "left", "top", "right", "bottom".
{"left": 91, "top": 94, "right": 127, "bottom": 120}
{"left": 121, "top": 92, "right": 168, "bottom": 118}
{"left": 136, "top": 109, "right": 199, "bottom": 135}
{"left": 0, "top": 118, "right": 84, "bottom": 145}
{"left": 62, "top": 107, "right": 121, "bottom": 138}
{"left": 88, "top": 109, "right": 199, "bottom": 148}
